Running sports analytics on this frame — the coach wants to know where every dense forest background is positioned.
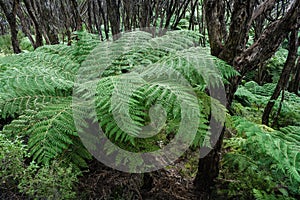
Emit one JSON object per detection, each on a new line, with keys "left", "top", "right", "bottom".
{"left": 0, "top": 0, "right": 299, "bottom": 199}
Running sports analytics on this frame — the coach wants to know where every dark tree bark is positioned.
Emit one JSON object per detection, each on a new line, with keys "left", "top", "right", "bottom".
{"left": 17, "top": 7, "right": 35, "bottom": 48}
{"left": 98, "top": 0, "right": 109, "bottom": 40}
{"left": 0, "top": 0, "right": 21, "bottom": 54}
{"left": 122, "top": 0, "right": 132, "bottom": 31}
{"left": 188, "top": 0, "right": 198, "bottom": 30}
{"left": 288, "top": 57, "right": 300, "bottom": 95}
{"left": 23, "top": 0, "right": 43, "bottom": 48}
{"left": 218, "top": 0, "right": 256, "bottom": 63}
{"left": 171, "top": 0, "right": 191, "bottom": 29}
{"left": 194, "top": 116, "right": 225, "bottom": 197}
{"left": 203, "top": 0, "right": 226, "bottom": 56}
{"left": 107, "top": 0, "right": 121, "bottom": 40}
{"left": 164, "top": 0, "right": 178, "bottom": 29}
{"left": 87, "top": 0, "right": 93, "bottom": 32}
{"left": 41, "top": 1, "right": 59, "bottom": 45}
{"left": 228, "top": 0, "right": 300, "bottom": 105}
{"left": 262, "top": 29, "right": 299, "bottom": 125}
{"left": 140, "top": 0, "right": 152, "bottom": 29}
{"left": 71, "top": 0, "right": 82, "bottom": 31}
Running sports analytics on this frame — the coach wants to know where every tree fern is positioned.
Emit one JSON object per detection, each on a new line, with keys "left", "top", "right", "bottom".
{"left": 1, "top": 30, "right": 235, "bottom": 170}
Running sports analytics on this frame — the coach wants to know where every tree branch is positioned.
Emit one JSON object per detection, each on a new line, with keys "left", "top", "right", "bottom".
{"left": 251, "top": 0, "right": 276, "bottom": 21}
{"left": 234, "top": 0, "right": 300, "bottom": 74}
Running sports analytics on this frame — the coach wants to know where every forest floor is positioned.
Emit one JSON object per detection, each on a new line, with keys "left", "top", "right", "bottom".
{"left": 78, "top": 160, "right": 197, "bottom": 199}
{"left": 77, "top": 149, "right": 225, "bottom": 200}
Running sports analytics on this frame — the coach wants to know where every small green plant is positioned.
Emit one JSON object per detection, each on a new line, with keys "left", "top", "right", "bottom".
{"left": 0, "top": 133, "right": 81, "bottom": 199}
{"left": 18, "top": 161, "right": 80, "bottom": 200}
{"left": 0, "top": 34, "right": 13, "bottom": 54}
{"left": 0, "top": 133, "right": 27, "bottom": 192}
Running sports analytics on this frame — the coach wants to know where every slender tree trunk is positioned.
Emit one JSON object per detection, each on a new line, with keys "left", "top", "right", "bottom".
{"left": 0, "top": 0, "right": 21, "bottom": 54}
{"left": 140, "top": 0, "right": 151, "bottom": 29}
{"left": 17, "top": 9, "right": 35, "bottom": 48}
{"left": 0, "top": 23, "right": 4, "bottom": 35}
{"left": 262, "top": 29, "right": 299, "bottom": 125}
{"left": 23, "top": 0, "right": 43, "bottom": 48}
{"left": 288, "top": 56, "right": 300, "bottom": 95}
{"left": 98, "top": 0, "right": 109, "bottom": 40}
{"left": 171, "top": 0, "right": 191, "bottom": 29}
{"left": 87, "top": 0, "right": 93, "bottom": 33}
{"left": 8, "top": 14, "right": 21, "bottom": 54}
{"left": 107, "top": 0, "right": 121, "bottom": 40}
{"left": 188, "top": 0, "right": 198, "bottom": 30}
{"left": 164, "top": 0, "right": 178, "bottom": 29}
{"left": 71, "top": 0, "right": 82, "bottom": 31}
{"left": 122, "top": 0, "right": 132, "bottom": 31}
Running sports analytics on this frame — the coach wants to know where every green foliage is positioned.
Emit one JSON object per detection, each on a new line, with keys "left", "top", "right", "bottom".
{"left": 245, "top": 48, "right": 288, "bottom": 83}
{"left": 0, "top": 33, "right": 97, "bottom": 168}
{"left": 0, "top": 34, "right": 13, "bottom": 54}
{"left": 18, "top": 161, "right": 80, "bottom": 200}
{"left": 221, "top": 117, "right": 300, "bottom": 199}
{"left": 234, "top": 81, "right": 300, "bottom": 126}
{"left": 0, "top": 33, "right": 35, "bottom": 55}
{"left": 20, "top": 36, "right": 34, "bottom": 52}
{"left": 266, "top": 48, "right": 289, "bottom": 82}
{"left": 0, "top": 133, "right": 27, "bottom": 188}
{"left": 0, "top": 133, "right": 80, "bottom": 199}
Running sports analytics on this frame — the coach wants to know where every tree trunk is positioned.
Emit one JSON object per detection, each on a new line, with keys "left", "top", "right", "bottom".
{"left": 107, "top": 0, "right": 121, "bottom": 40}
{"left": 23, "top": 0, "right": 43, "bottom": 49}
{"left": 140, "top": 0, "right": 151, "bottom": 29}
{"left": 71, "top": 0, "right": 82, "bottom": 31}
{"left": 87, "top": 0, "right": 93, "bottom": 33}
{"left": 98, "top": 0, "right": 109, "bottom": 40}
{"left": 17, "top": 6, "right": 36, "bottom": 48}
{"left": 194, "top": 116, "right": 225, "bottom": 197}
{"left": 262, "top": 29, "right": 299, "bottom": 125}
{"left": 203, "top": 0, "right": 226, "bottom": 56}
{"left": 0, "top": 0, "right": 21, "bottom": 54}
{"left": 288, "top": 55, "right": 300, "bottom": 95}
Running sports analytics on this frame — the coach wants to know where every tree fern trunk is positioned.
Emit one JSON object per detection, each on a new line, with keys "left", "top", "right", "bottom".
{"left": 194, "top": 116, "right": 225, "bottom": 196}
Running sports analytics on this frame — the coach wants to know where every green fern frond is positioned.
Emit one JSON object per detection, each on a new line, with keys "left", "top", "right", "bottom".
{"left": 232, "top": 117, "right": 300, "bottom": 184}
{"left": 0, "top": 66, "right": 73, "bottom": 118}
{"left": 27, "top": 99, "right": 76, "bottom": 163}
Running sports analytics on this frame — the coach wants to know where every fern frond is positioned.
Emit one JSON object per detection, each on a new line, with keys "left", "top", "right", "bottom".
{"left": 0, "top": 66, "right": 73, "bottom": 118}
{"left": 232, "top": 117, "right": 300, "bottom": 184}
